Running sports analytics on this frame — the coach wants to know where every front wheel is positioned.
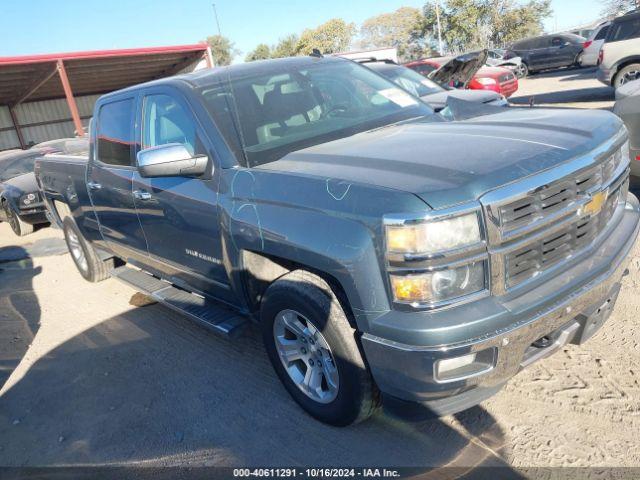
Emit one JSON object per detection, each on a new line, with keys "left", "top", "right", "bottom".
{"left": 516, "top": 62, "right": 528, "bottom": 78}
{"left": 62, "top": 217, "right": 113, "bottom": 282}
{"left": 4, "top": 204, "right": 34, "bottom": 237}
{"left": 261, "top": 270, "right": 379, "bottom": 426}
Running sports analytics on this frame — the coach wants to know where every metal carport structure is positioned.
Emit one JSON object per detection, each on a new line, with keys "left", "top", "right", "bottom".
{"left": 0, "top": 44, "right": 213, "bottom": 150}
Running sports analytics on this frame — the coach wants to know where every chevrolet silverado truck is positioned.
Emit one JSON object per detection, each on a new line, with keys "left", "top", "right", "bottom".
{"left": 35, "top": 56, "right": 640, "bottom": 426}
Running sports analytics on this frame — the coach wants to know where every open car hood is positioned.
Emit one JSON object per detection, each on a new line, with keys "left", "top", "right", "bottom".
{"left": 429, "top": 50, "right": 489, "bottom": 88}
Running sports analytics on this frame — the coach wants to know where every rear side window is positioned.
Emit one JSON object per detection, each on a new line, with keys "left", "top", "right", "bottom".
{"left": 609, "top": 17, "right": 640, "bottom": 42}
{"left": 595, "top": 25, "right": 610, "bottom": 40}
{"left": 551, "top": 37, "right": 563, "bottom": 47}
{"left": 96, "top": 99, "right": 134, "bottom": 166}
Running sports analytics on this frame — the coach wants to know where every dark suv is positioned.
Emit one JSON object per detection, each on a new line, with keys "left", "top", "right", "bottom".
{"left": 504, "top": 33, "right": 585, "bottom": 75}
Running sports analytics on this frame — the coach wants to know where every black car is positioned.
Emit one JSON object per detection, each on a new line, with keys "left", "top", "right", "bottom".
{"left": 504, "top": 33, "right": 586, "bottom": 75}
{"left": 0, "top": 138, "right": 88, "bottom": 236}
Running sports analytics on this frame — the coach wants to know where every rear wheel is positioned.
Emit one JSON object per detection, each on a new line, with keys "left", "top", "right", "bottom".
{"left": 261, "top": 270, "right": 379, "bottom": 426}
{"left": 614, "top": 63, "right": 640, "bottom": 88}
{"left": 62, "top": 217, "right": 113, "bottom": 282}
{"left": 4, "top": 204, "right": 34, "bottom": 237}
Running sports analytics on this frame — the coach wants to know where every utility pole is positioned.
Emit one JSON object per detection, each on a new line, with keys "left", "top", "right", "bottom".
{"left": 435, "top": 0, "right": 444, "bottom": 56}
{"left": 212, "top": 3, "right": 222, "bottom": 36}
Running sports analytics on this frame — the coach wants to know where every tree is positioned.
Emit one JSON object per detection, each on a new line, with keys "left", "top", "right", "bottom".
{"left": 271, "top": 34, "right": 300, "bottom": 58}
{"left": 206, "top": 34, "right": 239, "bottom": 66}
{"left": 297, "top": 18, "right": 356, "bottom": 55}
{"left": 245, "top": 43, "right": 272, "bottom": 62}
{"left": 420, "top": 0, "right": 552, "bottom": 54}
{"left": 601, "top": 0, "right": 638, "bottom": 16}
{"left": 360, "top": 7, "right": 426, "bottom": 61}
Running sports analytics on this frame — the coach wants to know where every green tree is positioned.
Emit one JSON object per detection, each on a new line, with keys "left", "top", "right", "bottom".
{"left": 360, "top": 7, "right": 426, "bottom": 61}
{"left": 297, "top": 18, "right": 356, "bottom": 55}
{"left": 271, "top": 34, "right": 300, "bottom": 58}
{"left": 206, "top": 34, "right": 239, "bottom": 66}
{"left": 245, "top": 43, "right": 272, "bottom": 62}
{"left": 601, "top": 0, "right": 637, "bottom": 15}
{"left": 420, "top": 0, "right": 552, "bottom": 53}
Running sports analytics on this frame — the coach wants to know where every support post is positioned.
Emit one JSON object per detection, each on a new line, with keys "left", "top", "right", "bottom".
{"left": 8, "top": 106, "right": 26, "bottom": 149}
{"left": 57, "top": 59, "right": 85, "bottom": 137}
{"left": 205, "top": 46, "right": 215, "bottom": 68}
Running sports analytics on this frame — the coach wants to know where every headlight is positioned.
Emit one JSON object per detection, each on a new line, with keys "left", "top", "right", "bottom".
{"left": 390, "top": 261, "right": 486, "bottom": 304}
{"left": 386, "top": 212, "right": 481, "bottom": 255}
{"left": 476, "top": 77, "right": 497, "bottom": 86}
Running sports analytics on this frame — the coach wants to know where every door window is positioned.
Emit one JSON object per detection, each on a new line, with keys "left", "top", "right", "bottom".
{"left": 595, "top": 25, "right": 610, "bottom": 40}
{"left": 551, "top": 37, "right": 563, "bottom": 47}
{"left": 609, "top": 18, "right": 640, "bottom": 42}
{"left": 97, "top": 99, "right": 134, "bottom": 166}
{"left": 142, "top": 94, "right": 205, "bottom": 156}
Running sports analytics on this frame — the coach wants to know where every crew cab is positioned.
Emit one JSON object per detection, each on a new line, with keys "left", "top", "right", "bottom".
{"left": 35, "top": 56, "right": 639, "bottom": 426}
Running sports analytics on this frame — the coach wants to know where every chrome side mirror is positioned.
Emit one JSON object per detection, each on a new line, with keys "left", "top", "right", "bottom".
{"left": 137, "top": 143, "right": 208, "bottom": 178}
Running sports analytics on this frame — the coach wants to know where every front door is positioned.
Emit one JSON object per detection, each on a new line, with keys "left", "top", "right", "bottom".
{"left": 131, "top": 90, "right": 232, "bottom": 301}
{"left": 87, "top": 96, "right": 148, "bottom": 261}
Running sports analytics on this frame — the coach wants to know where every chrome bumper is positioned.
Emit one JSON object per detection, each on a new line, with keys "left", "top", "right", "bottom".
{"left": 362, "top": 194, "right": 640, "bottom": 412}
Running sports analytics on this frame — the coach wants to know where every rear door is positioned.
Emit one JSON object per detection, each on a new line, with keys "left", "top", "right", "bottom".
{"left": 527, "top": 37, "right": 550, "bottom": 70}
{"left": 87, "top": 96, "right": 148, "bottom": 261}
{"left": 131, "top": 87, "right": 233, "bottom": 301}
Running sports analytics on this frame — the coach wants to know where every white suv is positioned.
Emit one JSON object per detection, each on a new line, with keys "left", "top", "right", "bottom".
{"left": 598, "top": 10, "right": 640, "bottom": 88}
{"left": 581, "top": 21, "right": 611, "bottom": 67}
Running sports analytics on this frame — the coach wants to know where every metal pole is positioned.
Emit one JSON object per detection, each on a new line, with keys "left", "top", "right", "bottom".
{"left": 212, "top": 3, "right": 222, "bottom": 36}
{"left": 57, "top": 59, "right": 85, "bottom": 137}
{"left": 8, "top": 106, "right": 26, "bottom": 149}
{"left": 435, "top": 0, "right": 444, "bottom": 56}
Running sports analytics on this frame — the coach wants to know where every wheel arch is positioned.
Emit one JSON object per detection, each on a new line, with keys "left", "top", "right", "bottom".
{"left": 611, "top": 56, "right": 640, "bottom": 84}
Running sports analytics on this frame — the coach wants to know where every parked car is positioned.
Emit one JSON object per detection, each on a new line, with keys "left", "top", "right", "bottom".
{"left": 36, "top": 55, "right": 638, "bottom": 426}
{"left": 406, "top": 54, "right": 519, "bottom": 98}
{"left": 598, "top": 10, "right": 640, "bottom": 88}
{"left": 0, "top": 139, "right": 88, "bottom": 236}
{"left": 361, "top": 60, "right": 508, "bottom": 111}
{"left": 580, "top": 22, "right": 611, "bottom": 67}
{"left": 503, "top": 33, "right": 586, "bottom": 75}
{"left": 486, "top": 49, "right": 528, "bottom": 78}
{"left": 614, "top": 79, "right": 640, "bottom": 183}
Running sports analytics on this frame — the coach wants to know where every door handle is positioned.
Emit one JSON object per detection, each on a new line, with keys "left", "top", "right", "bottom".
{"left": 133, "top": 190, "right": 152, "bottom": 201}
{"left": 87, "top": 181, "right": 102, "bottom": 190}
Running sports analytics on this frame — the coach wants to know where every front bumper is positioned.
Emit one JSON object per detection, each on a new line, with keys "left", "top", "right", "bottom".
{"left": 362, "top": 193, "right": 640, "bottom": 414}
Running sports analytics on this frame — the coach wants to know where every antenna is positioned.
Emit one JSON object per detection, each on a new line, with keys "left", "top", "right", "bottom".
{"left": 212, "top": 3, "right": 222, "bottom": 36}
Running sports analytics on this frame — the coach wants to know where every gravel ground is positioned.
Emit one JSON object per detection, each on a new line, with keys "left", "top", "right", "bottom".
{"left": 0, "top": 71, "right": 638, "bottom": 472}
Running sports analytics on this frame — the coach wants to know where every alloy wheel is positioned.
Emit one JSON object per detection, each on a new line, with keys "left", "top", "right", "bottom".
{"left": 621, "top": 69, "right": 640, "bottom": 86}
{"left": 67, "top": 229, "right": 88, "bottom": 273}
{"left": 273, "top": 309, "right": 339, "bottom": 404}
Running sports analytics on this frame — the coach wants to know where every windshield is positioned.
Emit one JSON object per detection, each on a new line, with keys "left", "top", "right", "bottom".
{"left": 375, "top": 65, "right": 443, "bottom": 97}
{"left": 199, "top": 59, "right": 433, "bottom": 166}
{"left": 0, "top": 153, "right": 36, "bottom": 182}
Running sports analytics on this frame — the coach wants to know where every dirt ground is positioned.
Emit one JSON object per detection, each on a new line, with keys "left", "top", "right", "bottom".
{"left": 0, "top": 69, "right": 639, "bottom": 472}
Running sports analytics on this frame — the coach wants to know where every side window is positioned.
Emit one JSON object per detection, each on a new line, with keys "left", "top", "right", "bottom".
{"left": 142, "top": 94, "right": 205, "bottom": 156}
{"left": 97, "top": 99, "right": 134, "bottom": 166}
{"left": 595, "top": 25, "right": 610, "bottom": 40}
{"left": 610, "top": 18, "right": 640, "bottom": 42}
{"left": 551, "top": 37, "right": 563, "bottom": 47}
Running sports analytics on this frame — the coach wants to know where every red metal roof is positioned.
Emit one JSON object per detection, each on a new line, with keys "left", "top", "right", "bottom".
{"left": 0, "top": 44, "right": 209, "bottom": 105}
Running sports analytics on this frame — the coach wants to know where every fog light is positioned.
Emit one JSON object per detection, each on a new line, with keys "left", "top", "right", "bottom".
{"left": 435, "top": 348, "right": 496, "bottom": 382}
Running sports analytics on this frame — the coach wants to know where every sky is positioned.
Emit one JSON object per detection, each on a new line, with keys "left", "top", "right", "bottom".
{"left": 2, "top": 0, "right": 606, "bottom": 62}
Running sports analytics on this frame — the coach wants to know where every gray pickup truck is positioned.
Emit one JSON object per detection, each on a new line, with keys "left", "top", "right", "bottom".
{"left": 35, "top": 56, "right": 640, "bottom": 426}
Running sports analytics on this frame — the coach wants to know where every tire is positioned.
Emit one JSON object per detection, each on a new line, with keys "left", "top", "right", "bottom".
{"left": 62, "top": 217, "right": 113, "bottom": 282}
{"left": 4, "top": 203, "right": 34, "bottom": 237}
{"left": 614, "top": 63, "right": 640, "bottom": 88}
{"left": 260, "top": 270, "right": 379, "bottom": 426}
{"left": 575, "top": 53, "right": 584, "bottom": 68}
{"left": 516, "top": 62, "right": 528, "bottom": 79}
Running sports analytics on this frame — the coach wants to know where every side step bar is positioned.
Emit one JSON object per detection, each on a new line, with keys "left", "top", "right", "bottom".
{"left": 111, "top": 266, "right": 248, "bottom": 337}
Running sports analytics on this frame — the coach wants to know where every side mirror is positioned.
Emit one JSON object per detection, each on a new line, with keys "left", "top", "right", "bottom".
{"left": 137, "top": 143, "right": 208, "bottom": 178}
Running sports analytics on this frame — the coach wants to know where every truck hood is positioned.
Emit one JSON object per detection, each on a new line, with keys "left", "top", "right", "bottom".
{"left": 430, "top": 50, "right": 488, "bottom": 88}
{"left": 257, "top": 108, "right": 623, "bottom": 209}
{"left": 1, "top": 172, "right": 37, "bottom": 196}
{"left": 421, "top": 89, "right": 501, "bottom": 111}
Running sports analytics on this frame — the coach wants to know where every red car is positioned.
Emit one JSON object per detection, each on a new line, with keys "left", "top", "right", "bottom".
{"left": 405, "top": 53, "right": 519, "bottom": 98}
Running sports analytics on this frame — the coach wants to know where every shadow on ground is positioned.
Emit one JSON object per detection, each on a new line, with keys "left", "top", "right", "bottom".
{"left": 0, "top": 280, "right": 518, "bottom": 472}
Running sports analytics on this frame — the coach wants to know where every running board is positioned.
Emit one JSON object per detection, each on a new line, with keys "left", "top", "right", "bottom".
{"left": 111, "top": 266, "right": 248, "bottom": 337}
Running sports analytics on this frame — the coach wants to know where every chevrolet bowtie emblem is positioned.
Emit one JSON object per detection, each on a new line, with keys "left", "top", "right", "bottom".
{"left": 582, "top": 190, "right": 607, "bottom": 216}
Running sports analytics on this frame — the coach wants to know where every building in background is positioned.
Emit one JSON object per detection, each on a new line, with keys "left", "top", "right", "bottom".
{"left": 0, "top": 44, "right": 214, "bottom": 151}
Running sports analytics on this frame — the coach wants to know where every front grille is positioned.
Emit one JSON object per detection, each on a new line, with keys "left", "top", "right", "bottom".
{"left": 504, "top": 179, "right": 624, "bottom": 288}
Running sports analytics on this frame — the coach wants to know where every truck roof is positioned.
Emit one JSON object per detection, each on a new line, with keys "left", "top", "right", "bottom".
{"left": 99, "top": 56, "right": 347, "bottom": 100}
